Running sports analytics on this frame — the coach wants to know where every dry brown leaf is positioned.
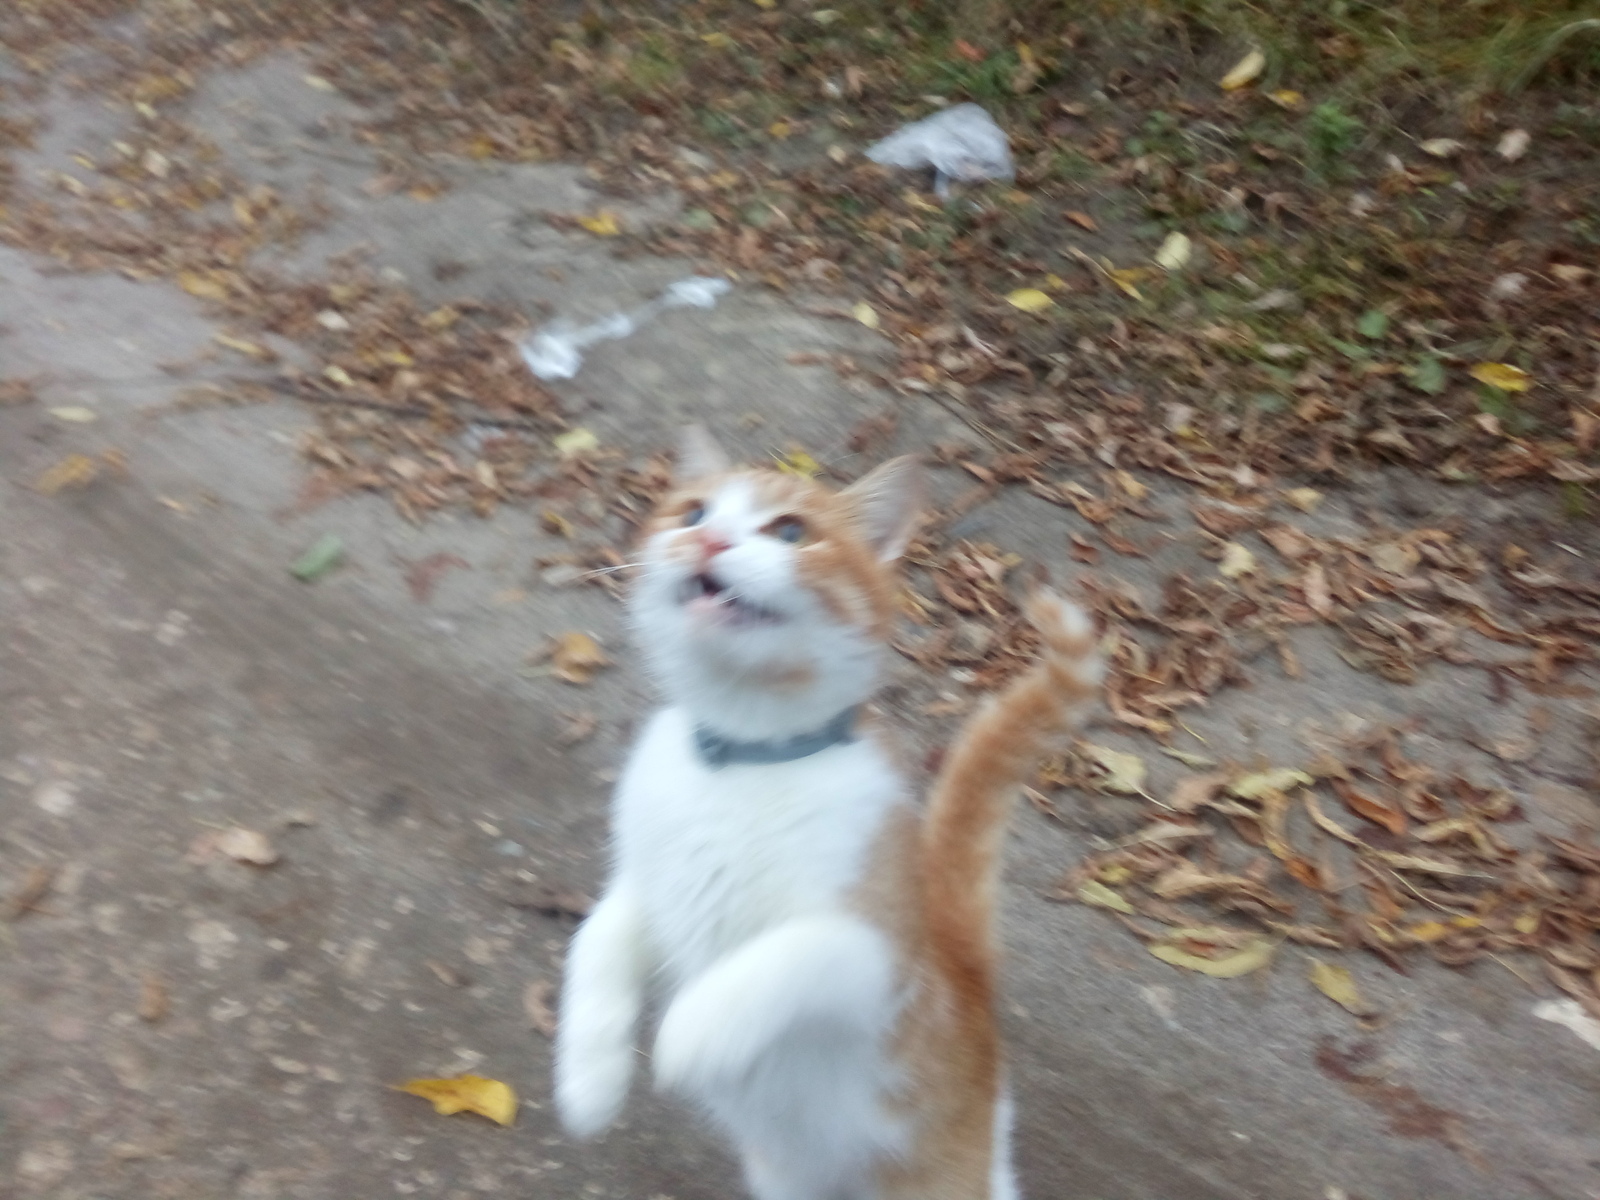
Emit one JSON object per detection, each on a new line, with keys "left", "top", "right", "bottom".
{"left": 1064, "top": 210, "right": 1098, "bottom": 232}
{"left": 1168, "top": 771, "right": 1230, "bottom": 813}
{"left": 395, "top": 1075, "right": 518, "bottom": 1125}
{"left": 549, "top": 632, "right": 610, "bottom": 684}
{"left": 137, "top": 973, "right": 169, "bottom": 1023}
{"left": 36, "top": 453, "right": 100, "bottom": 495}
{"left": 1303, "top": 563, "right": 1334, "bottom": 618}
{"left": 1085, "top": 745, "right": 1147, "bottom": 794}
{"left": 1150, "top": 862, "right": 1255, "bottom": 899}
{"left": 523, "top": 980, "right": 558, "bottom": 1037}
{"left": 214, "top": 827, "right": 279, "bottom": 866}
{"left": 1368, "top": 542, "right": 1421, "bottom": 577}
{"left": 1304, "top": 792, "right": 1361, "bottom": 844}
{"left": 1333, "top": 780, "right": 1407, "bottom": 836}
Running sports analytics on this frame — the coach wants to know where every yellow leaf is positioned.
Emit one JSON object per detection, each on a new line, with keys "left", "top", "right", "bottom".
{"left": 549, "top": 631, "right": 610, "bottom": 685}
{"left": 1406, "top": 920, "right": 1452, "bottom": 943}
{"left": 178, "top": 270, "right": 229, "bottom": 301}
{"left": 395, "top": 1075, "right": 517, "bottom": 1126}
{"left": 1419, "top": 138, "right": 1464, "bottom": 159}
{"left": 1469, "top": 362, "right": 1531, "bottom": 392}
{"left": 1153, "top": 231, "right": 1192, "bottom": 271}
{"left": 1086, "top": 745, "right": 1146, "bottom": 795}
{"left": 553, "top": 427, "right": 600, "bottom": 459}
{"left": 852, "top": 301, "right": 880, "bottom": 329}
{"left": 1284, "top": 486, "right": 1322, "bottom": 512}
{"left": 1105, "top": 267, "right": 1146, "bottom": 299}
{"left": 773, "top": 447, "right": 822, "bottom": 478}
{"left": 1269, "top": 89, "right": 1304, "bottom": 110}
{"left": 1514, "top": 910, "right": 1540, "bottom": 935}
{"left": 36, "top": 453, "right": 100, "bottom": 495}
{"left": 1308, "top": 960, "right": 1372, "bottom": 1014}
{"left": 768, "top": 120, "right": 793, "bottom": 140}
{"left": 1097, "top": 864, "right": 1133, "bottom": 885}
{"left": 1076, "top": 880, "right": 1134, "bottom": 914}
{"left": 1114, "top": 469, "right": 1148, "bottom": 500}
{"left": 752, "top": 0, "right": 776, "bottom": 7}
{"left": 1005, "top": 287, "right": 1054, "bottom": 313}
{"left": 1229, "top": 768, "right": 1312, "bottom": 800}
{"left": 1218, "top": 541, "right": 1256, "bottom": 579}
{"left": 701, "top": 32, "right": 736, "bottom": 48}
{"left": 1150, "top": 935, "right": 1275, "bottom": 978}
{"left": 577, "top": 210, "right": 621, "bottom": 236}
{"left": 214, "top": 333, "right": 272, "bottom": 360}
{"left": 422, "top": 306, "right": 461, "bottom": 330}
{"left": 1220, "top": 48, "right": 1266, "bottom": 91}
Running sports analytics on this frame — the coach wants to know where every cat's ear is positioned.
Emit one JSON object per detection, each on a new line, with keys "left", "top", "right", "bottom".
{"left": 676, "top": 424, "right": 733, "bottom": 481}
{"left": 841, "top": 456, "right": 925, "bottom": 562}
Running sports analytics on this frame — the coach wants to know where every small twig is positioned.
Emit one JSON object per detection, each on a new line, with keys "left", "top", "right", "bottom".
{"left": 257, "top": 379, "right": 548, "bottom": 432}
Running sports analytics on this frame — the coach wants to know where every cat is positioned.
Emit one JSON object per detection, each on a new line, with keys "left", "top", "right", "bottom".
{"left": 554, "top": 426, "right": 1103, "bottom": 1200}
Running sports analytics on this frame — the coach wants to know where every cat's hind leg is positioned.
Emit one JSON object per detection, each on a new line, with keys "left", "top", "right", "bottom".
{"left": 554, "top": 882, "right": 649, "bottom": 1138}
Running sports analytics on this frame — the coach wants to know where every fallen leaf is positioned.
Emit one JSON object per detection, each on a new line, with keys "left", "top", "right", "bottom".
{"left": 1105, "top": 267, "right": 1147, "bottom": 299}
{"left": 1367, "top": 851, "right": 1491, "bottom": 878}
{"left": 550, "top": 631, "right": 610, "bottom": 684}
{"left": 395, "top": 1075, "right": 517, "bottom": 1126}
{"left": 1304, "top": 792, "right": 1361, "bottom": 844}
{"left": 1497, "top": 128, "right": 1530, "bottom": 162}
{"left": 523, "top": 980, "right": 558, "bottom": 1037}
{"left": 1469, "top": 362, "right": 1531, "bottom": 392}
{"left": 1220, "top": 48, "right": 1266, "bottom": 91}
{"left": 553, "top": 427, "right": 600, "bottom": 458}
{"left": 3, "top": 864, "right": 54, "bottom": 920}
{"left": 773, "top": 448, "right": 822, "bottom": 478}
{"left": 1230, "top": 768, "right": 1312, "bottom": 800}
{"left": 576, "top": 210, "right": 621, "bottom": 236}
{"left": 214, "top": 827, "right": 279, "bottom": 866}
{"left": 137, "top": 973, "right": 169, "bottom": 1022}
{"left": 1076, "top": 880, "right": 1134, "bottom": 914}
{"left": 1368, "top": 541, "right": 1420, "bottom": 577}
{"left": 1284, "top": 487, "right": 1323, "bottom": 512}
{"left": 1551, "top": 263, "right": 1592, "bottom": 285}
{"left": 1064, "top": 210, "right": 1098, "bottom": 231}
{"left": 1151, "top": 862, "right": 1257, "bottom": 899}
{"left": 1419, "top": 137, "right": 1464, "bottom": 159}
{"left": 213, "top": 332, "right": 272, "bottom": 360}
{"left": 1308, "top": 960, "right": 1374, "bottom": 1016}
{"left": 1334, "top": 781, "right": 1407, "bottom": 836}
{"left": 852, "top": 301, "right": 880, "bottom": 329}
{"left": 1150, "top": 935, "right": 1275, "bottom": 977}
{"left": 1113, "top": 470, "right": 1149, "bottom": 500}
{"left": 36, "top": 453, "right": 100, "bottom": 495}
{"left": 1168, "top": 771, "right": 1229, "bottom": 812}
{"left": 1153, "top": 231, "right": 1192, "bottom": 271}
{"left": 1218, "top": 541, "right": 1257, "bottom": 579}
{"left": 177, "top": 270, "right": 230, "bottom": 301}
{"left": 1005, "top": 287, "right": 1054, "bottom": 313}
{"left": 290, "top": 533, "right": 344, "bottom": 582}
{"left": 48, "top": 406, "right": 98, "bottom": 423}
{"left": 1269, "top": 89, "right": 1304, "bottom": 109}
{"left": 1085, "top": 745, "right": 1146, "bottom": 794}
{"left": 1303, "top": 563, "right": 1333, "bottom": 618}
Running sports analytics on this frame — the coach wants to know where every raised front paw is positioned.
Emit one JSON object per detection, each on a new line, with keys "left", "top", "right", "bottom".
{"left": 652, "top": 981, "right": 758, "bottom": 1096}
{"left": 555, "top": 1039, "right": 635, "bottom": 1138}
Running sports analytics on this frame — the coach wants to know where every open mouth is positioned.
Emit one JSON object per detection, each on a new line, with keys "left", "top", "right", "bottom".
{"left": 679, "top": 572, "right": 782, "bottom": 626}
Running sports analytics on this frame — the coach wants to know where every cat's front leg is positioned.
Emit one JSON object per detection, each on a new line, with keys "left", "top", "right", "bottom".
{"left": 554, "top": 882, "right": 650, "bottom": 1137}
{"left": 652, "top": 914, "right": 896, "bottom": 1096}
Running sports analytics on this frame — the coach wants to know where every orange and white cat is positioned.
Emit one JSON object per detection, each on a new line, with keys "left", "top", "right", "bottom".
{"left": 554, "top": 428, "right": 1102, "bottom": 1199}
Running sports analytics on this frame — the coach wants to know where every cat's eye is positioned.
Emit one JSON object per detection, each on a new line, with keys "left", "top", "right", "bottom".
{"left": 682, "top": 502, "right": 706, "bottom": 527}
{"left": 769, "top": 515, "right": 807, "bottom": 544}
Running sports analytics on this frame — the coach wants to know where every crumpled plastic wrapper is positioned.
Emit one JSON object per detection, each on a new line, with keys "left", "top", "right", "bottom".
{"left": 520, "top": 276, "right": 732, "bottom": 381}
{"left": 865, "top": 103, "right": 1014, "bottom": 197}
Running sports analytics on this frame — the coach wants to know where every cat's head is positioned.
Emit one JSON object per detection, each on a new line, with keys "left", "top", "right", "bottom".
{"left": 630, "top": 426, "right": 923, "bottom": 735}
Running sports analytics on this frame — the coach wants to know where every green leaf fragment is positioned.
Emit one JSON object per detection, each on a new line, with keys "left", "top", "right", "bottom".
{"left": 290, "top": 533, "right": 344, "bottom": 582}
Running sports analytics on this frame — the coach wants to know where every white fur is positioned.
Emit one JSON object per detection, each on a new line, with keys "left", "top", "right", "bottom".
{"left": 554, "top": 465, "right": 1020, "bottom": 1199}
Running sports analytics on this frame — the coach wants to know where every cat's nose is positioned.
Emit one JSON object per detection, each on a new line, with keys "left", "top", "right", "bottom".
{"left": 693, "top": 530, "right": 732, "bottom": 565}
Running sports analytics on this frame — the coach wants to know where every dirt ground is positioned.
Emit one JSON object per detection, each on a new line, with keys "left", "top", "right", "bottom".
{"left": 2, "top": 20, "right": 1599, "bottom": 1200}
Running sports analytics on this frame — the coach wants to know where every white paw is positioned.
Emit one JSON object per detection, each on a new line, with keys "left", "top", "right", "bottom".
{"left": 652, "top": 984, "right": 756, "bottom": 1095}
{"left": 555, "top": 1040, "right": 634, "bottom": 1138}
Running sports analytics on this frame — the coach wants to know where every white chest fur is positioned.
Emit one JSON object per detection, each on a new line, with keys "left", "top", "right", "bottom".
{"left": 613, "top": 707, "right": 905, "bottom": 986}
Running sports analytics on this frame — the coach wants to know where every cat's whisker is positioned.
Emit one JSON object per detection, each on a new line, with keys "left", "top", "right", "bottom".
{"left": 578, "top": 562, "right": 645, "bottom": 579}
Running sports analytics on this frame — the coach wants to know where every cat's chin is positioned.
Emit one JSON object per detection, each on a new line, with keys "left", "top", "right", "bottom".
{"left": 683, "top": 593, "right": 785, "bottom": 629}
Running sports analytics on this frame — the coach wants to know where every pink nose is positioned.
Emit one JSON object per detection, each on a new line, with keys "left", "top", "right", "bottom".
{"left": 694, "top": 530, "right": 732, "bottom": 566}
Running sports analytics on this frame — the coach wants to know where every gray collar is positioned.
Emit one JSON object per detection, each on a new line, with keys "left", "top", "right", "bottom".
{"left": 693, "top": 706, "right": 860, "bottom": 770}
